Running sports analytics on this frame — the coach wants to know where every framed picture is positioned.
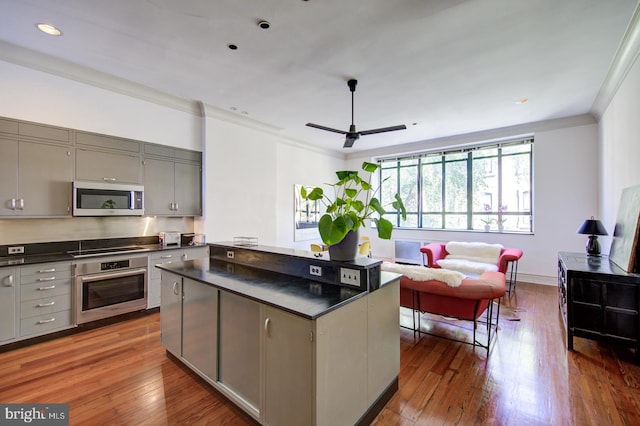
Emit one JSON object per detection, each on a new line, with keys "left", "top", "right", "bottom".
{"left": 609, "top": 184, "right": 640, "bottom": 272}
{"left": 294, "top": 184, "right": 321, "bottom": 241}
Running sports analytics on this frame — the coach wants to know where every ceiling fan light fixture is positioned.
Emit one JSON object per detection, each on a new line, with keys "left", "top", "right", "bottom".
{"left": 36, "top": 23, "right": 62, "bottom": 36}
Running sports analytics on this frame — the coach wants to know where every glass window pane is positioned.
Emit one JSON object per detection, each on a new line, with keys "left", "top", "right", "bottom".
{"left": 502, "top": 153, "right": 530, "bottom": 213}
{"left": 421, "top": 214, "right": 442, "bottom": 228}
{"left": 399, "top": 165, "right": 418, "bottom": 211}
{"left": 444, "top": 159, "right": 467, "bottom": 212}
{"left": 421, "top": 162, "right": 442, "bottom": 212}
{"left": 445, "top": 214, "right": 467, "bottom": 229}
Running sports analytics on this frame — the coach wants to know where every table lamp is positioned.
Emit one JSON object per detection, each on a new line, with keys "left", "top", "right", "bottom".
{"left": 577, "top": 216, "right": 608, "bottom": 256}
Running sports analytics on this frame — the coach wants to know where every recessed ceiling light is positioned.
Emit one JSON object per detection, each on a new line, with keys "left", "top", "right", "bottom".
{"left": 516, "top": 98, "right": 528, "bottom": 105}
{"left": 36, "top": 23, "right": 62, "bottom": 36}
{"left": 258, "top": 20, "right": 270, "bottom": 29}
{"left": 228, "top": 43, "right": 238, "bottom": 50}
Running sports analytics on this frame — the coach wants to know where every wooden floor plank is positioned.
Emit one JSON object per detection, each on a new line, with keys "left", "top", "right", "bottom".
{"left": 1, "top": 282, "right": 639, "bottom": 425}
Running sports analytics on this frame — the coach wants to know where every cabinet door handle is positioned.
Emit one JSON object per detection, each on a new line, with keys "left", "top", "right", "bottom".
{"left": 10, "top": 198, "right": 16, "bottom": 210}
{"left": 37, "top": 301, "right": 56, "bottom": 307}
{"left": 3, "top": 275, "right": 14, "bottom": 287}
{"left": 172, "top": 282, "right": 179, "bottom": 295}
{"left": 38, "top": 285, "right": 56, "bottom": 291}
{"left": 37, "top": 277, "right": 56, "bottom": 282}
{"left": 182, "top": 254, "right": 187, "bottom": 261}
{"left": 38, "top": 268, "right": 56, "bottom": 273}
{"left": 160, "top": 255, "right": 173, "bottom": 259}
{"left": 103, "top": 177, "right": 117, "bottom": 182}
{"left": 264, "top": 318, "right": 271, "bottom": 337}
{"left": 18, "top": 199, "right": 24, "bottom": 210}
{"left": 174, "top": 202, "right": 179, "bottom": 211}
{"left": 37, "top": 318, "right": 56, "bottom": 324}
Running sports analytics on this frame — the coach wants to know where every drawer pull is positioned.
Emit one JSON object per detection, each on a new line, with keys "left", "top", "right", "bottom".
{"left": 38, "top": 285, "right": 56, "bottom": 291}
{"left": 38, "top": 268, "right": 56, "bottom": 273}
{"left": 161, "top": 255, "right": 173, "bottom": 259}
{"left": 37, "top": 318, "right": 56, "bottom": 324}
{"left": 37, "top": 277, "right": 56, "bottom": 282}
{"left": 37, "top": 301, "right": 56, "bottom": 307}
{"left": 103, "top": 177, "right": 117, "bottom": 182}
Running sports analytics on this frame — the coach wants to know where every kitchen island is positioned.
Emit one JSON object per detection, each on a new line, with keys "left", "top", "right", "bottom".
{"left": 157, "top": 242, "right": 400, "bottom": 426}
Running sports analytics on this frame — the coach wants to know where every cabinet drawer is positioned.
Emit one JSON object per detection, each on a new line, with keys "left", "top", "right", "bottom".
{"left": 21, "top": 280, "right": 71, "bottom": 301}
{"left": 572, "top": 303, "right": 602, "bottom": 332}
{"left": 20, "top": 262, "right": 72, "bottom": 283}
{"left": 20, "top": 294, "right": 72, "bottom": 319}
{"left": 20, "top": 310, "right": 73, "bottom": 337}
{"left": 571, "top": 278, "right": 601, "bottom": 304}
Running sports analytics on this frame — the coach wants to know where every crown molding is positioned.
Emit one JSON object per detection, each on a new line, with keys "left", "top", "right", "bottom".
{"left": 591, "top": 1, "right": 640, "bottom": 119}
{"left": 0, "top": 40, "right": 202, "bottom": 115}
{"left": 347, "top": 114, "right": 597, "bottom": 160}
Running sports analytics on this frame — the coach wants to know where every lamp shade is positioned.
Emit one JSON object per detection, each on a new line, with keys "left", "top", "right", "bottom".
{"left": 577, "top": 217, "right": 608, "bottom": 236}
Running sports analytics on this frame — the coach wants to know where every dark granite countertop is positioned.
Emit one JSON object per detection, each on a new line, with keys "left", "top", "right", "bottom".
{"left": 0, "top": 242, "right": 208, "bottom": 268}
{"left": 157, "top": 258, "right": 399, "bottom": 319}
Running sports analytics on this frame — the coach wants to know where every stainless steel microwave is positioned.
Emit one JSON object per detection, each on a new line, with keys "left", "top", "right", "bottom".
{"left": 72, "top": 181, "right": 144, "bottom": 216}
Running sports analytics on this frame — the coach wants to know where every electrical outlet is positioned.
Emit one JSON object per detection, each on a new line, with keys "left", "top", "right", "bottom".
{"left": 8, "top": 246, "right": 24, "bottom": 254}
{"left": 226, "top": 250, "right": 234, "bottom": 259}
{"left": 310, "top": 265, "right": 322, "bottom": 277}
{"left": 340, "top": 268, "right": 360, "bottom": 287}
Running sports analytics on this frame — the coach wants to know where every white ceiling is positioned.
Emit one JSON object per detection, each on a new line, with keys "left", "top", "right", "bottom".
{"left": 0, "top": 0, "right": 637, "bottom": 153}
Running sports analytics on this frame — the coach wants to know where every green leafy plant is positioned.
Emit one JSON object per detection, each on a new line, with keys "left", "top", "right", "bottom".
{"left": 300, "top": 161, "right": 407, "bottom": 246}
{"left": 480, "top": 218, "right": 495, "bottom": 226}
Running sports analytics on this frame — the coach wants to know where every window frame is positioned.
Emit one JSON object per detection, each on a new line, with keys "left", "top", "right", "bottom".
{"left": 377, "top": 137, "right": 533, "bottom": 234}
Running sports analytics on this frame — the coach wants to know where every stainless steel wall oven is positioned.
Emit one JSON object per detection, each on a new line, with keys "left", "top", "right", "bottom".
{"left": 74, "top": 256, "right": 147, "bottom": 324}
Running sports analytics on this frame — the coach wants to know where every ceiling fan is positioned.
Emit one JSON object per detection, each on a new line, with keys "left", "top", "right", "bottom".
{"left": 306, "top": 79, "right": 406, "bottom": 148}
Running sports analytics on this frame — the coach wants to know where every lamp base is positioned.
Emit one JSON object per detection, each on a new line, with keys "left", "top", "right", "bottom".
{"left": 586, "top": 235, "right": 601, "bottom": 256}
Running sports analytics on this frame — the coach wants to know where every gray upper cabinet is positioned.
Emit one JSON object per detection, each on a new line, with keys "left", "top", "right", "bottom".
{"left": 75, "top": 148, "right": 141, "bottom": 184}
{"left": 1, "top": 137, "right": 72, "bottom": 217}
{"left": 143, "top": 144, "right": 202, "bottom": 216}
{"left": 75, "top": 131, "right": 142, "bottom": 184}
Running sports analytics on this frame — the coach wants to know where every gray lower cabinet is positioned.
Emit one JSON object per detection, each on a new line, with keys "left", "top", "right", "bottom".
{"left": 160, "top": 271, "right": 182, "bottom": 357}
{"left": 0, "top": 138, "right": 72, "bottom": 217}
{"left": 144, "top": 158, "right": 201, "bottom": 216}
{"left": 218, "top": 291, "right": 261, "bottom": 414}
{"left": 182, "top": 277, "right": 218, "bottom": 379}
{"left": 149, "top": 247, "right": 209, "bottom": 309}
{"left": 19, "top": 261, "right": 74, "bottom": 337}
{"left": 0, "top": 268, "right": 17, "bottom": 342}
{"left": 263, "top": 306, "right": 313, "bottom": 426}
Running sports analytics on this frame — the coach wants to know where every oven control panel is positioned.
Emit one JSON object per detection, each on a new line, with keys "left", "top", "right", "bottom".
{"left": 101, "top": 260, "right": 130, "bottom": 270}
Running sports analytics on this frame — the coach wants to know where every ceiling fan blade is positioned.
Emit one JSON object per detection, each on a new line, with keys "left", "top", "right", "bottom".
{"left": 306, "top": 123, "right": 347, "bottom": 135}
{"left": 343, "top": 133, "right": 360, "bottom": 148}
{"left": 359, "top": 124, "right": 407, "bottom": 136}
{"left": 343, "top": 137, "right": 358, "bottom": 148}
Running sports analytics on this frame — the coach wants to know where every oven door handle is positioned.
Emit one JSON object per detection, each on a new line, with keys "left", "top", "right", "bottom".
{"left": 79, "top": 268, "right": 147, "bottom": 283}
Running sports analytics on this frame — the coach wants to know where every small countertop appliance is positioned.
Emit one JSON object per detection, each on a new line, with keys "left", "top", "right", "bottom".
{"left": 159, "top": 231, "right": 181, "bottom": 247}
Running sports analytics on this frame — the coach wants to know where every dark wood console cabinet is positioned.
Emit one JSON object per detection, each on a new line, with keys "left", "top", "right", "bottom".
{"left": 558, "top": 252, "right": 640, "bottom": 362}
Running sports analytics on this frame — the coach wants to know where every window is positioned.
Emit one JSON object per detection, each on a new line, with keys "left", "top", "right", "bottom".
{"left": 378, "top": 137, "right": 533, "bottom": 233}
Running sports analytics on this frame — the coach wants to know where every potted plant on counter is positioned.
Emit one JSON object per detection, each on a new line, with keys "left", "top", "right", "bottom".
{"left": 300, "top": 161, "right": 406, "bottom": 261}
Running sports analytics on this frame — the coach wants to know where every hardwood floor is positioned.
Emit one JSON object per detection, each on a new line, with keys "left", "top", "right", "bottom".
{"left": 1, "top": 282, "right": 639, "bottom": 425}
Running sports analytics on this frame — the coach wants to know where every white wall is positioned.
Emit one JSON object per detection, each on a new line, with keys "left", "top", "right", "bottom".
{"left": 0, "top": 60, "right": 201, "bottom": 151}
{"left": 599, "top": 52, "right": 640, "bottom": 242}
{"left": 202, "top": 113, "right": 344, "bottom": 248}
{"left": 346, "top": 117, "right": 600, "bottom": 284}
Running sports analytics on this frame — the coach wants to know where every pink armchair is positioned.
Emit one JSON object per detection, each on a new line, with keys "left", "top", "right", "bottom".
{"left": 420, "top": 242, "right": 523, "bottom": 293}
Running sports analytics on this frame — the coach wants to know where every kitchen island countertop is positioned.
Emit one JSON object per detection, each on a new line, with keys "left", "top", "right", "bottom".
{"left": 157, "top": 257, "right": 400, "bottom": 319}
